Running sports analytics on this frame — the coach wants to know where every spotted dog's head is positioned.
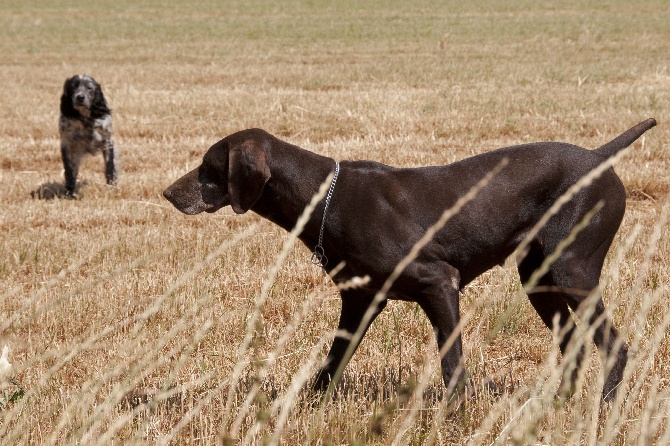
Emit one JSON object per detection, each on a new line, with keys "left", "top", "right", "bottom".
{"left": 60, "top": 75, "right": 110, "bottom": 120}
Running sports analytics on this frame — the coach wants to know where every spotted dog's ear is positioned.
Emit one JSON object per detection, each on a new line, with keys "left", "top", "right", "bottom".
{"left": 228, "top": 140, "right": 271, "bottom": 214}
{"left": 90, "top": 80, "right": 111, "bottom": 119}
{"left": 60, "top": 77, "right": 78, "bottom": 118}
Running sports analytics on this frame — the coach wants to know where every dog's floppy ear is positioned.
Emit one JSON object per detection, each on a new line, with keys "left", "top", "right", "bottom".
{"left": 228, "top": 141, "right": 271, "bottom": 214}
{"left": 60, "top": 78, "right": 77, "bottom": 118}
{"left": 90, "top": 83, "right": 111, "bottom": 119}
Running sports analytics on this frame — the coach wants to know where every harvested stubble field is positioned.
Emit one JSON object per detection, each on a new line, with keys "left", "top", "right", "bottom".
{"left": 1, "top": 0, "right": 669, "bottom": 444}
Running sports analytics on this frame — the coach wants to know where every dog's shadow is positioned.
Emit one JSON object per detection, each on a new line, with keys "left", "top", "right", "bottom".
{"left": 30, "top": 181, "right": 85, "bottom": 200}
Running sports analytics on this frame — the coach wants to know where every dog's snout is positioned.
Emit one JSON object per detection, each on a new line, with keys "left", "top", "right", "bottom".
{"left": 162, "top": 188, "right": 173, "bottom": 201}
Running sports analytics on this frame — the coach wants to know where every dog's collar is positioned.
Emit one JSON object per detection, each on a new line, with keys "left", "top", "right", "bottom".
{"left": 311, "top": 162, "right": 340, "bottom": 268}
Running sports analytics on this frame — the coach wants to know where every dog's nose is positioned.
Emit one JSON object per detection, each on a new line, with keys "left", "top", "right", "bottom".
{"left": 162, "top": 189, "right": 172, "bottom": 200}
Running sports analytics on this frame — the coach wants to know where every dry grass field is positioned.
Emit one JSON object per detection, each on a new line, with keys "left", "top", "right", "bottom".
{"left": 1, "top": 0, "right": 669, "bottom": 444}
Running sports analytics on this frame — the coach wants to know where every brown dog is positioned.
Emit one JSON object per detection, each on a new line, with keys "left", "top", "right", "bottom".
{"left": 163, "top": 119, "right": 656, "bottom": 401}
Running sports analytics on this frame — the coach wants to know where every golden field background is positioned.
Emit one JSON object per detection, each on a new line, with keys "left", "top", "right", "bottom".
{"left": 0, "top": 1, "right": 668, "bottom": 444}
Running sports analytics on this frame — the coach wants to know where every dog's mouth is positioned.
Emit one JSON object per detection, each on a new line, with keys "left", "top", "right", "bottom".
{"left": 163, "top": 166, "right": 232, "bottom": 215}
{"left": 202, "top": 195, "right": 230, "bottom": 214}
{"left": 162, "top": 186, "right": 229, "bottom": 215}
{"left": 162, "top": 188, "right": 202, "bottom": 215}
{"left": 73, "top": 101, "right": 91, "bottom": 116}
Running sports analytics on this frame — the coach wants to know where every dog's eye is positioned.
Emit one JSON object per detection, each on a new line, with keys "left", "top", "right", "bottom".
{"left": 199, "top": 163, "right": 226, "bottom": 188}
{"left": 198, "top": 164, "right": 216, "bottom": 182}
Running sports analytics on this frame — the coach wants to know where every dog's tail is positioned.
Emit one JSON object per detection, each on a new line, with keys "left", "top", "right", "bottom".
{"left": 594, "top": 118, "right": 657, "bottom": 158}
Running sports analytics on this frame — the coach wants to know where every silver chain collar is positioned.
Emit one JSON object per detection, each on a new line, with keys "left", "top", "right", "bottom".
{"left": 311, "top": 162, "right": 340, "bottom": 268}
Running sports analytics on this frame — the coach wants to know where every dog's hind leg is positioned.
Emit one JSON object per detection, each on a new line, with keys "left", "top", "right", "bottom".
{"left": 549, "top": 251, "right": 628, "bottom": 402}
{"left": 518, "top": 244, "right": 585, "bottom": 398}
{"left": 529, "top": 215, "right": 628, "bottom": 401}
{"left": 313, "top": 290, "right": 387, "bottom": 392}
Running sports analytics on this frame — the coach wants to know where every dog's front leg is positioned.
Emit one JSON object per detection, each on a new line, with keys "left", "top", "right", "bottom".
{"left": 412, "top": 261, "right": 467, "bottom": 397}
{"left": 103, "top": 144, "right": 117, "bottom": 186}
{"left": 313, "top": 290, "right": 387, "bottom": 392}
{"left": 61, "top": 145, "right": 79, "bottom": 197}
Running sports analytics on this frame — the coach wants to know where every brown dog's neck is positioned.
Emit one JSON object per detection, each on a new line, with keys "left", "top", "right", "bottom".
{"left": 251, "top": 138, "right": 337, "bottom": 245}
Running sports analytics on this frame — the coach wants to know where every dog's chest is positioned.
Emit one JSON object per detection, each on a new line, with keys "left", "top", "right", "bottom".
{"left": 59, "top": 115, "right": 112, "bottom": 154}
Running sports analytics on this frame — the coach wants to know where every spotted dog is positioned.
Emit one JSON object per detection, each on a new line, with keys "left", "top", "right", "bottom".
{"left": 59, "top": 75, "right": 117, "bottom": 197}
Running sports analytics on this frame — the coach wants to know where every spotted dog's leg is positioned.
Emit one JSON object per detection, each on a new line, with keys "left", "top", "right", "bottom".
{"left": 61, "top": 144, "right": 80, "bottom": 197}
{"left": 95, "top": 115, "right": 117, "bottom": 187}
{"left": 103, "top": 142, "right": 117, "bottom": 186}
